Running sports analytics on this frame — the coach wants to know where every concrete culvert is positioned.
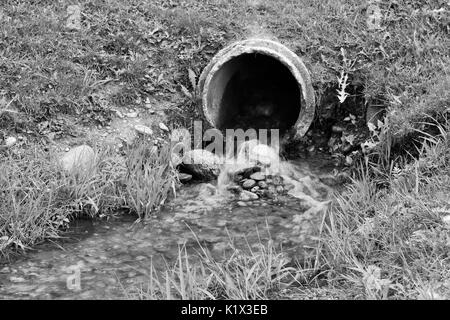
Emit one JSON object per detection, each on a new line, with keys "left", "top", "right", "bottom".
{"left": 198, "top": 38, "right": 315, "bottom": 139}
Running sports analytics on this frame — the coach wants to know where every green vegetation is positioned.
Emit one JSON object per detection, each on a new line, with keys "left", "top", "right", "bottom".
{"left": 0, "top": 140, "right": 178, "bottom": 257}
{"left": 0, "top": 0, "right": 449, "bottom": 299}
{"left": 1, "top": 0, "right": 448, "bottom": 141}
{"left": 128, "top": 120, "right": 450, "bottom": 300}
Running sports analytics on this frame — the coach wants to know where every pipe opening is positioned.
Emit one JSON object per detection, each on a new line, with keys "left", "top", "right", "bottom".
{"left": 208, "top": 53, "right": 302, "bottom": 134}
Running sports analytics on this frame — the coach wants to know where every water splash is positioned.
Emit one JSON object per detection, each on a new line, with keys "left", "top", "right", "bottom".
{"left": 216, "top": 139, "right": 331, "bottom": 215}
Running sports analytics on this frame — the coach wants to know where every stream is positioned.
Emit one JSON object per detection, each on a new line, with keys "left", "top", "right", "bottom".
{"left": 0, "top": 154, "right": 339, "bottom": 299}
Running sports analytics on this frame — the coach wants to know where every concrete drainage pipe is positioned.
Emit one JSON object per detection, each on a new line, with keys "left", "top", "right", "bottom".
{"left": 198, "top": 38, "right": 315, "bottom": 139}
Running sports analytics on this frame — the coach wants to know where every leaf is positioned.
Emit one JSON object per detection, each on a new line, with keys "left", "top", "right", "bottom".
{"left": 180, "top": 84, "right": 192, "bottom": 99}
{"left": 377, "top": 119, "right": 384, "bottom": 129}
{"left": 188, "top": 68, "right": 197, "bottom": 90}
{"left": 345, "top": 134, "right": 356, "bottom": 145}
{"left": 368, "top": 122, "right": 377, "bottom": 132}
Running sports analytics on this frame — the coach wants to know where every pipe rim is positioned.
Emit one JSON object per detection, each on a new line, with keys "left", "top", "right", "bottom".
{"left": 199, "top": 38, "right": 315, "bottom": 139}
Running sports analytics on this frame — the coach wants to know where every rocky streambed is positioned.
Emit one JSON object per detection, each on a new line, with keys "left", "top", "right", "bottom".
{"left": 0, "top": 145, "right": 343, "bottom": 299}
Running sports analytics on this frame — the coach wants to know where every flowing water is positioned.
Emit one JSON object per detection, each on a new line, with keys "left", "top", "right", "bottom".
{"left": 0, "top": 143, "right": 340, "bottom": 299}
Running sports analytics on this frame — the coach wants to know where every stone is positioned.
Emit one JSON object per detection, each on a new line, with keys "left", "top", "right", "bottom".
{"left": 242, "top": 179, "right": 256, "bottom": 189}
{"left": 250, "top": 186, "right": 260, "bottom": 193}
{"left": 331, "top": 125, "right": 344, "bottom": 133}
{"left": 276, "top": 185, "right": 284, "bottom": 194}
{"left": 178, "top": 173, "right": 192, "bottom": 183}
{"left": 307, "top": 145, "right": 315, "bottom": 153}
{"left": 272, "top": 175, "right": 283, "bottom": 186}
{"left": 248, "top": 143, "right": 280, "bottom": 167}
{"left": 237, "top": 201, "right": 247, "bottom": 207}
{"left": 284, "top": 182, "right": 295, "bottom": 191}
{"left": 59, "top": 145, "right": 95, "bottom": 174}
{"left": 126, "top": 111, "right": 138, "bottom": 118}
{"left": 250, "top": 172, "right": 266, "bottom": 181}
{"left": 239, "top": 190, "right": 259, "bottom": 201}
{"left": 5, "top": 136, "right": 17, "bottom": 147}
{"left": 134, "top": 125, "right": 153, "bottom": 136}
{"left": 181, "top": 149, "right": 222, "bottom": 180}
{"left": 227, "top": 185, "right": 242, "bottom": 194}
{"left": 234, "top": 166, "right": 261, "bottom": 179}
{"left": 345, "top": 155, "right": 353, "bottom": 166}
{"left": 66, "top": 5, "right": 82, "bottom": 31}
{"left": 115, "top": 110, "right": 124, "bottom": 118}
{"left": 257, "top": 181, "right": 268, "bottom": 189}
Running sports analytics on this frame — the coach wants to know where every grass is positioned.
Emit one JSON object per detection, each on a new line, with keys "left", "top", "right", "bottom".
{"left": 1, "top": 0, "right": 448, "bottom": 144}
{"left": 127, "top": 120, "right": 450, "bottom": 300}
{"left": 0, "top": 0, "right": 449, "bottom": 299}
{"left": 318, "top": 122, "right": 450, "bottom": 299}
{"left": 124, "top": 238, "right": 300, "bottom": 300}
{"left": 125, "top": 139, "right": 179, "bottom": 220}
{"left": 0, "top": 138, "right": 178, "bottom": 258}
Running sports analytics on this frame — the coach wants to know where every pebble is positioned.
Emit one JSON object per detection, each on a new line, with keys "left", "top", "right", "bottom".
{"left": 332, "top": 125, "right": 344, "bottom": 133}
{"left": 250, "top": 186, "right": 260, "bottom": 193}
{"left": 5, "top": 136, "right": 17, "bottom": 147}
{"left": 227, "top": 185, "right": 242, "bottom": 194}
{"left": 284, "top": 183, "right": 295, "bottom": 191}
{"left": 126, "top": 112, "right": 138, "bottom": 118}
{"left": 115, "top": 110, "right": 124, "bottom": 118}
{"left": 276, "top": 186, "right": 284, "bottom": 194}
{"left": 66, "top": 5, "right": 82, "bottom": 31}
{"left": 345, "top": 155, "right": 353, "bottom": 166}
{"left": 273, "top": 176, "right": 283, "bottom": 186}
{"left": 237, "top": 201, "right": 247, "bottom": 207}
{"left": 258, "top": 181, "right": 268, "bottom": 189}
{"left": 134, "top": 125, "right": 153, "bottom": 136}
{"left": 239, "top": 190, "right": 259, "bottom": 201}
{"left": 0, "top": 267, "right": 11, "bottom": 273}
{"left": 242, "top": 179, "right": 256, "bottom": 189}
{"left": 9, "top": 276, "right": 26, "bottom": 283}
{"left": 249, "top": 172, "right": 266, "bottom": 181}
{"left": 443, "top": 215, "right": 450, "bottom": 226}
{"left": 234, "top": 166, "right": 261, "bottom": 178}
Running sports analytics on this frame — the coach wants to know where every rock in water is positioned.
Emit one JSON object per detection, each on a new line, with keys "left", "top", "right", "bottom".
{"left": 59, "top": 145, "right": 95, "bottom": 174}
{"left": 248, "top": 143, "right": 280, "bottom": 167}
{"left": 242, "top": 179, "right": 256, "bottom": 189}
{"left": 233, "top": 166, "right": 261, "bottom": 179}
{"left": 239, "top": 190, "right": 259, "bottom": 201}
{"left": 134, "top": 125, "right": 153, "bottom": 136}
{"left": 181, "top": 149, "right": 222, "bottom": 180}
{"left": 257, "top": 181, "right": 268, "bottom": 189}
{"left": 249, "top": 172, "right": 266, "bottom": 181}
